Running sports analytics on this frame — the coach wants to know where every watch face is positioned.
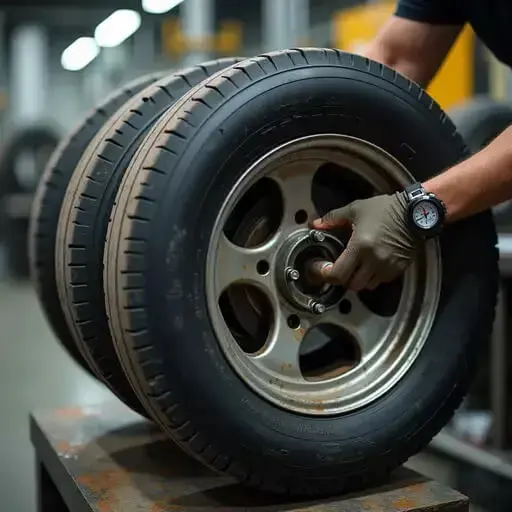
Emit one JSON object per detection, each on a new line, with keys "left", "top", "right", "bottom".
{"left": 412, "top": 200, "right": 439, "bottom": 230}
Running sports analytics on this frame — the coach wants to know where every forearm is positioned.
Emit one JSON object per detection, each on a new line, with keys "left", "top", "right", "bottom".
{"left": 362, "top": 16, "right": 463, "bottom": 89}
{"left": 364, "top": 43, "right": 431, "bottom": 88}
{"left": 424, "top": 126, "right": 512, "bottom": 222}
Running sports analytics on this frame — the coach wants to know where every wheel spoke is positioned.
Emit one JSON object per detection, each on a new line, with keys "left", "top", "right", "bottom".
{"left": 206, "top": 135, "right": 441, "bottom": 415}
{"left": 214, "top": 233, "right": 276, "bottom": 294}
{"left": 252, "top": 309, "right": 305, "bottom": 380}
{"left": 318, "top": 292, "right": 394, "bottom": 359}
{"left": 270, "top": 161, "right": 318, "bottom": 226}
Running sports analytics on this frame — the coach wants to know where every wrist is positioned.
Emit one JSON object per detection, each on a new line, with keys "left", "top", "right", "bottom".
{"left": 424, "top": 127, "right": 512, "bottom": 222}
{"left": 423, "top": 166, "right": 465, "bottom": 223}
{"left": 402, "top": 183, "right": 446, "bottom": 238}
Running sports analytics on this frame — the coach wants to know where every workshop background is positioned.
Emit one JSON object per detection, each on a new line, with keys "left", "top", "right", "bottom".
{"left": 0, "top": 0, "right": 511, "bottom": 510}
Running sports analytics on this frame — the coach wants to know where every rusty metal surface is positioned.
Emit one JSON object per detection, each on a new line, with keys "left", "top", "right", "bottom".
{"left": 30, "top": 401, "right": 469, "bottom": 511}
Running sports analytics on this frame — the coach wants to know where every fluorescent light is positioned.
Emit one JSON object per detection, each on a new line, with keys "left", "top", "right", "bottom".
{"left": 94, "top": 9, "right": 142, "bottom": 48}
{"left": 61, "top": 37, "right": 99, "bottom": 71}
{"left": 142, "top": 0, "right": 183, "bottom": 14}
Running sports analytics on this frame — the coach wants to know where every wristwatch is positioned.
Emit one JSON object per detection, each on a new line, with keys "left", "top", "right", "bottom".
{"left": 404, "top": 183, "right": 446, "bottom": 238}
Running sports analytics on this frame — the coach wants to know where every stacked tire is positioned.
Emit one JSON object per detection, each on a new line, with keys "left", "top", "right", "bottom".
{"left": 29, "top": 50, "right": 499, "bottom": 497}
{"left": 449, "top": 96, "right": 512, "bottom": 229}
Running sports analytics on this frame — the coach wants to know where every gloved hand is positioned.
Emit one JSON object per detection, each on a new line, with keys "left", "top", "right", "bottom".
{"left": 312, "top": 192, "right": 421, "bottom": 291}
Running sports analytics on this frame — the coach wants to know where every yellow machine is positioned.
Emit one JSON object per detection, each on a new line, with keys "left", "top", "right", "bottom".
{"left": 334, "top": 1, "right": 475, "bottom": 111}
{"left": 162, "top": 18, "right": 243, "bottom": 59}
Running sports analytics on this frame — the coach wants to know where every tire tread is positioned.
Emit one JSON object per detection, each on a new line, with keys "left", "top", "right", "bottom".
{"left": 55, "top": 58, "right": 243, "bottom": 413}
{"left": 104, "top": 49, "right": 497, "bottom": 496}
{"left": 29, "top": 72, "right": 164, "bottom": 373}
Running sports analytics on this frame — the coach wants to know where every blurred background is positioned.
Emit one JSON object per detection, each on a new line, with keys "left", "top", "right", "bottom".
{"left": 0, "top": 0, "right": 511, "bottom": 510}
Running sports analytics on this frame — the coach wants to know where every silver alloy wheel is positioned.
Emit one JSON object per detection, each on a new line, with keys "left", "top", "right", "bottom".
{"left": 206, "top": 134, "right": 442, "bottom": 416}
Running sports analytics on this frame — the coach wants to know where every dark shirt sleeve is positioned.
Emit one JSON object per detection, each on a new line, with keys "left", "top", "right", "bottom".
{"left": 395, "top": 0, "right": 466, "bottom": 25}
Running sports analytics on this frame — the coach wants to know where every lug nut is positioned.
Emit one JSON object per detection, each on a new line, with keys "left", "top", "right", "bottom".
{"left": 310, "top": 230, "right": 325, "bottom": 243}
{"left": 310, "top": 301, "right": 326, "bottom": 315}
{"left": 285, "top": 267, "right": 300, "bottom": 281}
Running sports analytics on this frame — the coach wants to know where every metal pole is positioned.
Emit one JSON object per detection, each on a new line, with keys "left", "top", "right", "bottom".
{"left": 9, "top": 24, "right": 49, "bottom": 189}
{"left": 262, "top": 0, "right": 291, "bottom": 52}
{"left": 182, "top": 0, "right": 215, "bottom": 68}
{"left": 288, "top": 0, "right": 310, "bottom": 47}
{"left": 0, "top": 13, "right": 6, "bottom": 140}
{"left": 133, "top": 20, "right": 157, "bottom": 76}
{"left": 491, "top": 281, "right": 512, "bottom": 449}
{"left": 488, "top": 49, "right": 508, "bottom": 102}
{"left": 10, "top": 24, "right": 48, "bottom": 127}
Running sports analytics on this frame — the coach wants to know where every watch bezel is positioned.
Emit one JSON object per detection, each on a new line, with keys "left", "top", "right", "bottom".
{"left": 407, "top": 194, "right": 446, "bottom": 237}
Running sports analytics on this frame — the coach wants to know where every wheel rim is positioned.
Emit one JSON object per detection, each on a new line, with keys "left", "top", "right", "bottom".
{"left": 206, "top": 134, "right": 442, "bottom": 415}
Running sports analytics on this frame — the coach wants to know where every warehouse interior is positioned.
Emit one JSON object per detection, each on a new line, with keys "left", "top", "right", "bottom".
{"left": 1, "top": 0, "right": 512, "bottom": 510}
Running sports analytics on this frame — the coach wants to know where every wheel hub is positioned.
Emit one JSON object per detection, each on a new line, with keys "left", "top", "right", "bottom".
{"left": 206, "top": 134, "right": 442, "bottom": 415}
{"left": 276, "top": 229, "right": 345, "bottom": 313}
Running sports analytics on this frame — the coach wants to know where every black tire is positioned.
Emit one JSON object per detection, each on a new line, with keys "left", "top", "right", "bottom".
{"left": 0, "top": 124, "right": 60, "bottom": 198}
{"left": 4, "top": 217, "right": 30, "bottom": 279}
{"left": 449, "top": 96, "right": 512, "bottom": 227}
{"left": 449, "top": 96, "right": 512, "bottom": 152}
{"left": 0, "top": 125, "right": 60, "bottom": 279}
{"left": 104, "top": 49, "right": 499, "bottom": 497}
{"left": 55, "top": 58, "right": 244, "bottom": 413}
{"left": 29, "top": 72, "right": 164, "bottom": 375}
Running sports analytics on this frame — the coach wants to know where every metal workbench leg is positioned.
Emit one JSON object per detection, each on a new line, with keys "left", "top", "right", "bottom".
{"left": 491, "top": 280, "right": 512, "bottom": 449}
{"left": 37, "top": 461, "right": 70, "bottom": 512}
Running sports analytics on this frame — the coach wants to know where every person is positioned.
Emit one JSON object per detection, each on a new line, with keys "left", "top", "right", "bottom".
{"left": 313, "top": 0, "right": 512, "bottom": 291}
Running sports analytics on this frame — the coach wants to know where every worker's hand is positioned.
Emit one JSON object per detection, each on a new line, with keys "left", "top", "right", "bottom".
{"left": 312, "top": 192, "right": 420, "bottom": 291}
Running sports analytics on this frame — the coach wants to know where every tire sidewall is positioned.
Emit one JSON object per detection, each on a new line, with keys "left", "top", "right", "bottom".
{"left": 139, "top": 68, "right": 497, "bottom": 473}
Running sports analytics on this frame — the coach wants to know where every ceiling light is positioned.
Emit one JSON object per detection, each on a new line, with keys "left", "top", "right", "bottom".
{"left": 94, "top": 9, "right": 142, "bottom": 48}
{"left": 61, "top": 37, "right": 99, "bottom": 71}
{"left": 142, "top": 0, "right": 184, "bottom": 14}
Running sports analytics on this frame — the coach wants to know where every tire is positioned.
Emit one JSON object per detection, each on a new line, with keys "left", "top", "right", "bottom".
{"left": 55, "top": 58, "right": 244, "bottom": 413}
{"left": 0, "top": 124, "right": 60, "bottom": 198}
{"left": 29, "top": 72, "right": 164, "bottom": 375}
{"left": 449, "top": 96, "right": 512, "bottom": 152}
{"left": 104, "top": 49, "right": 499, "bottom": 496}
{"left": 449, "top": 96, "right": 512, "bottom": 225}
{"left": 0, "top": 125, "right": 60, "bottom": 279}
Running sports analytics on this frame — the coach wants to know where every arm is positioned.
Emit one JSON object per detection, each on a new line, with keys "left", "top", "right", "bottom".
{"left": 313, "top": 132, "right": 512, "bottom": 290}
{"left": 313, "top": 1, "right": 490, "bottom": 291}
{"left": 425, "top": 126, "right": 512, "bottom": 222}
{"left": 364, "top": 2, "right": 500, "bottom": 222}
{"left": 363, "top": 15, "right": 463, "bottom": 88}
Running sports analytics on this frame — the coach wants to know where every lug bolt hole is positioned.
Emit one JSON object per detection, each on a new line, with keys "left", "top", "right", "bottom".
{"left": 294, "top": 209, "right": 308, "bottom": 224}
{"left": 256, "top": 260, "right": 270, "bottom": 275}
{"left": 338, "top": 299, "right": 352, "bottom": 315}
{"left": 287, "top": 315, "right": 301, "bottom": 329}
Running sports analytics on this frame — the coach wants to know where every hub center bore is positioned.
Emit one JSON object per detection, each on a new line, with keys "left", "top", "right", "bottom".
{"left": 276, "top": 229, "right": 345, "bottom": 313}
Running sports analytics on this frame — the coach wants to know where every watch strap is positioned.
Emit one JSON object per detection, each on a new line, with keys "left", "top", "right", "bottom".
{"left": 404, "top": 182, "right": 447, "bottom": 239}
{"left": 405, "top": 182, "right": 426, "bottom": 202}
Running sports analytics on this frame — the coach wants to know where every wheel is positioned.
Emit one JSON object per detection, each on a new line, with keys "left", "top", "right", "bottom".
{"left": 29, "top": 72, "right": 164, "bottom": 374}
{"left": 0, "top": 124, "right": 60, "bottom": 199}
{"left": 104, "top": 48, "right": 499, "bottom": 496}
{"left": 55, "top": 58, "right": 244, "bottom": 413}
{"left": 449, "top": 96, "right": 512, "bottom": 226}
{"left": 0, "top": 125, "right": 60, "bottom": 279}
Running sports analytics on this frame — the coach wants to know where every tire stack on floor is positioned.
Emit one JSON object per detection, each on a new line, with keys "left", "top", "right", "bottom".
{"left": 0, "top": 124, "right": 60, "bottom": 278}
{"left": 29, "top": 49, "right": 499, "bottom": 498}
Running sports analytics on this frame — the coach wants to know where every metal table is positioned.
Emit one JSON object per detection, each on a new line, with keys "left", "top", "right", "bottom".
{"left": 492, "top": 233, "right": 512, "bottom": 449}
{"left": 432, "top": 234, "right": 512, "bottom": 457}
{"left": 422, "top": 233, "right": 512, "bottom": 510}
{"left": 31, "top": 401, "right": 469, "bottom": 512}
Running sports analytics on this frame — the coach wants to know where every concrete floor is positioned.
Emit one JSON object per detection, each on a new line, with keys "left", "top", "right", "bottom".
{"left": 0, "top": 280, "right": 113, "bottom": 512}
{"left": 0, "top": 280, "right": 484, "bottom": 511}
